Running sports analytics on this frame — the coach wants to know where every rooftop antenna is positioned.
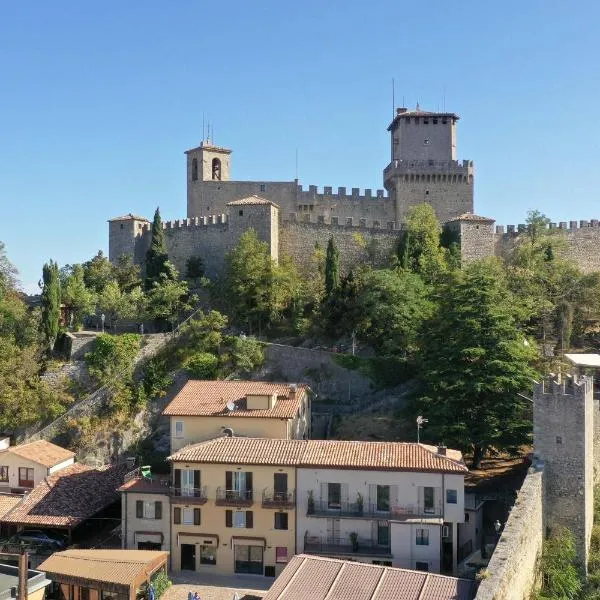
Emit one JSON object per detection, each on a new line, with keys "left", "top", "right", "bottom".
{"left": 295, "top": 147, "right": 298, "bottom": 181}
{"left": 416, "top": 415, "right": 428, "bottom": 444}
{"left": 443, "top": 86, "right": 446, "bottom": 112}
{"left": 226, "top": 400, "right": 235, "bottom": 412}
{"left": 202, "top": 113, "right": 205, "bottom": 143}
{"left": 392, "top": 77, "right": 395, "bottom": 117}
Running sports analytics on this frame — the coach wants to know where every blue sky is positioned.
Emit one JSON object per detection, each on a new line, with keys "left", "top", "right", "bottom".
{"left": 1, "top": 1, "right": 598, "bottom": 291}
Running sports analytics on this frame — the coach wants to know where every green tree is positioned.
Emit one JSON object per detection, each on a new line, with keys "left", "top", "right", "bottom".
{"left": 321, "top": 270, "right": 364, "bottom": 340}
{"left": 325, "top": 236, "right": 340, "bottom": 297}
{"left": 397, "top": 204, "right": 447, "bottom": 283}
{"left": 62, "top": 264, "right": 95, "bottom": 330}
{"left": 184, "top": 352, "right": 219, "bottom": 379}
{"left": 230, "top": 335, "right": 264, "bottom": 373}
{"left": 83, "top": 251, "right": 114, "bottom": 295}
{"left": 0, "top": 241, "right": 19, "bottom": 292}
{"left": 146, "top": 274, "right": 191, "bottom": 332}
{"left": 113, "top": 254, "right": 141, "bottom": 292}
{"left": 354, "top": 269, "right": 433, "bottom": 356}
{"left": 225, "top": 229, "right": 274, "bottom": 335}
{"left": 98, "top": 280, "right": 134, "bottom": 332}
{"left": 85, "top": 333, "right": 141, "bottom": 384}
{"left": 410, "top": 259, "right": 538, "bottom": 467}
{"left": 145, "top": 208, "right": 176, "bottom": 289}
{"left": 41, "top": 260, "right": 61, "bottom": 351}
{"left": 185, "top": 255, "right": 205, "bottom": 282}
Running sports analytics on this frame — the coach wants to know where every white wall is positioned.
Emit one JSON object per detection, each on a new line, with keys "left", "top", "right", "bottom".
{"left": 391, "top": 522, "right": 442, "bottom": 571}
{"left": 0, "top": 453, "right": 49, "bottom": 490}
{"left": 48, "top": 457, "right": 75, "bottom": 475}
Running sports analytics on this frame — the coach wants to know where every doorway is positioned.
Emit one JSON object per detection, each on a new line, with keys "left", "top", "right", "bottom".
{"left": 181, "top": 544, "right": 196, "bottom": 571}
{"left": 234, "top": 545, "right": 263, "bottom": 575}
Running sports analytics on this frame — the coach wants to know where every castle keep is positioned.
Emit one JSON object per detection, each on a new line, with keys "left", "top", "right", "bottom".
{"left": 109, "top": 106, "right": 600, "bottom": 276}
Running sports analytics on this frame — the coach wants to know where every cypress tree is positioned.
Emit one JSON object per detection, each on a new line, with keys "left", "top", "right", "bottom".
{"left": 324, "top": 236, "right": 340, "bottom": 297}
{"left": 41, "top": 260, "right": 61, "bottom": 351}
{"left": 145, "top": 207, "right": 173, "bottom": 289}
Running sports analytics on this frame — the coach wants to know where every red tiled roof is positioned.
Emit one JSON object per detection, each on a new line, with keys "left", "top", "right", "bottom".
{"left": 227, "top": 195, "right": 279, "bottom": 208}
{"left": 263, "top": 555, "right": 476, "bottom": 600}
{"left": 117, "top": 476, "right": 171, "bottom": 493}
{"left": 0, "top": 494, "right": 23, "bottom": 519}
{"left": 1, "top": 462, "right": 129, "bottom": 528}
{"left": 169, "top": 437, "right": 467, "bottom": 473}
{"left": 162, "top": 380, "right": 307, "bottom": 418}
{"left": 5, "top": 440, "right": 75, "bottom": 468}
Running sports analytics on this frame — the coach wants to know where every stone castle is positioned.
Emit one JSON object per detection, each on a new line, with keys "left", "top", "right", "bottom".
{"left": 108, "top": 106, "right": 600, "bottom": 276}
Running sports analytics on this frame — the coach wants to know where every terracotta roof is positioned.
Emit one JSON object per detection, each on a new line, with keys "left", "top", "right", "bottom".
{"left": 263, "top": 555, "right": 476, "bottom": 600}
{"left": 117, "top": 476, "right": 171, "bottom": 493}
{"left": 162, "top": 380, "right": 307, "bottom": 418}
{"left": 1, "top": 462, "right": 129, "bottom": 527}
{"left": 448, "top": 213, "right": 495, "bottom": 223}
{"left": 108, "top": 213, "right": 149, "bottom": 222}
{"left": 38, "top": 550, "right": 168, "bottom": 587}
{"left": 227, "top": 195, "right": 280, "bottom": 208}
{"left": 169, "top": 437, "right": 467, "bottom": 473}
{"left": 5, "top": 440, "right": 75, "bottom": 468}
{"left": 0, "top": 494, "right": 23, "bottom": 518}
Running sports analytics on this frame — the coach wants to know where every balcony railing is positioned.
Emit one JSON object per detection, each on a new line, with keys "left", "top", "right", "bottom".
{"left": 307, "top": 500, "right": 443, "bottom": 520}
{"left": 262, "top": 489, "right": 295, "bottom": 508}
{"left": 215, "top": 487, "right": 254, "bottom": 506}
{"left": 169, "top": 486, "right": 207, "bottom": 504}
{"left": 303, "top": 533, "right": 392, "bottom": 557}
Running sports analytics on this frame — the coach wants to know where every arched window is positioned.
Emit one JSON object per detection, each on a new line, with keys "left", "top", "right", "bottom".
{"left": 212, "top": 158, "right": 221, "bottom": 181}
{"left": 191, "top": 158, "right": 198, "bottom": 181}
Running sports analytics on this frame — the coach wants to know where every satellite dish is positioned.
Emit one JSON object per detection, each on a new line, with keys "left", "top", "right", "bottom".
{"left": 226, "top": 401, "right": 235, "bottom": 412}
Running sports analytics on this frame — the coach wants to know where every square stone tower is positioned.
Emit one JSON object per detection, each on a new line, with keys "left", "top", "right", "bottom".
{"left": 185, "top": 141, "right": 232, "bottom": 218}
{"left": 383, "top": 106, "right": 474, "bottom": 225}
{"left": 533, "top": 375, "right": 594, "bottom": 567}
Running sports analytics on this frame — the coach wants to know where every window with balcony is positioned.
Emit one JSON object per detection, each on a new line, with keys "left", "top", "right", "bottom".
{"left": 446, "top": 489, "right": 457, "bottom": 504}
{"left": 18, "top": 467, "right": 34, "bottom": 488}
{"left": 377, "top": 521, "right": 390, "bottom": 546}
{"left": 328, "top": 483, "right": 341, "bottom": 508}
{"left": 423, "top": 487, "right": 435, "bottom": 513}
{"left": 0, "top": 466, "right": 8, "bottom": 482}
{"left": 225, "top": 471, "right": 253, "bottom": 501}
{"left": 416, "top": 528, "right": 429, "bottom": 546}
{"left": 376, "top": 486, "right": 390, "bottom": 512}
{"left": 274, "top": 512, "right": 288, "bottom": 530}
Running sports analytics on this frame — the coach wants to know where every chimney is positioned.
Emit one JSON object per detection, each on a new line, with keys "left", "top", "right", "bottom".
{"left": 437, "top": 444, "right": 447, "bottom": 456}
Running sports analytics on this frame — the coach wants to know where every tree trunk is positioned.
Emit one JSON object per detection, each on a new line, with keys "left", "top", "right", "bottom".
{"left": 471, "top": 445, "right": 484, "bottom": 469}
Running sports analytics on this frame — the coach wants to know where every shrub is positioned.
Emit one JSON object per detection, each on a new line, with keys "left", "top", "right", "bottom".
{"left": 151, "top": 570, "right": 172, "bottom": 599}
{"left": 184, "top": 352, "right": 219, "bottom": 379}
{"left": 85, "top": 333, "right": 141, "bottom": 384}
{"left": 230, "top": 336, "right": 264, "bottom": 373}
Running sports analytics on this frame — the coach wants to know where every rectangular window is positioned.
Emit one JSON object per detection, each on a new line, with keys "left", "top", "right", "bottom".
{"left": 416, "top": 528, "right": 429, "bottom": 546}
{"left": 183, "top": 508, "right": 194, "bottom": 525}
{"left": 194, "top": 508, "right": 201, "bottom": 525}
{"left": 416, "top": 561, "right": 429, "bottom": 572}
{"left": 18, "top": 467, "right": 34, "bottom": 488}
{"left": 81, "top": 588, "right": 90, "bottom": 600}
{"left": 136, "top": 500, "right": 143, "bottom": 519}
{"left": 446, "top": 489, "right": 457, "bottom": 504}
{"left": 260, "top": 184, "right": 266, "bottom": 192}
{"left": 377, "top": 521, "right": 390, "bottom": 546}
{"left": 376, "top": 485, "right": 390, "bottom": 512}
{"left": 423, "top": 487, "right": 435, "bottom": 513}
{"left": 234, "top": 511, "right": 246, "bottom": 528}
{"left": 155, "top": 501, "right": 162, "bottom": 519}
{"left": 433, "top": 118, "right": 438, "bottom": 124}
{"left": 173, "top": 507, "right": 181, "bottom": 525}
{"left": 276, "top": 547, "right": 288, "bottom": 563}
{"left": 0, "top": 466, "right": 8, "bottom": 482}
{"left": 273, "top": 473, "right": 288, "bottom": 498}
{"left": 175, "top": 421, "right": 184, "bottom": 438}
{"left": 328, "top": 483, "right": 341, "bottom": 508}
{"left": 200, "top": 545, "right": 216, "bottom": 565}
{"left": 274, "top": 512, "right": 288, "bottom": 530}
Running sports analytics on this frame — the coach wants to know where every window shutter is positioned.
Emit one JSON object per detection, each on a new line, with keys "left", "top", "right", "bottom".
{"left": 194, "top": 470, "right": 201, "bottom": 490}
{"left": 136, "top": 501, "right": 143, "bottom": 519}
{"left": 174, "top": 507, "right": 181, "bottom": 524}
{"left": 174, "top": 469, "right": 181, "bottom": 490}
{"left": 226, "top": 471, "right": 232, "bottom": 490}
{"left": 246, "top": 511, "right": 253, "bottom": 529}
{"left": 155, "top": 501, "right": 162, "bottom": 520}
{"left": 246, "top": 473, "right": 253, "bottom": 494}
{"left": 225, "top": 510, "right": 232, "bottom": 528}
{"left": 194, "top": 508, "right": 201, "bottom": 525}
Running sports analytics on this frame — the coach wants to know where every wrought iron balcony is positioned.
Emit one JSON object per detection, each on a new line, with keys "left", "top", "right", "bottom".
{"left": 169, "top": 486, "right": 208, "bottom": 505}
{"left": 215, "top": 487, "right": 254, "bottom": 507}
{"left": 303, "top": 533, "right": 392, "bottom": 557}
{"left": 390, "top": 502, "right": 443, "bottom": 521}
{"left": 262, "top": 489, "right": 295, "bottom": 509}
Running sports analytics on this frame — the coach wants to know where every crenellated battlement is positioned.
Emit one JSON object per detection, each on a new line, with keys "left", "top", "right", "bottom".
{"left": 296, "top": 184, "right": 388, "bottom": 200}
{"left": 496, "top": 219, "right": 600, "bottom": 235}
{"left": 537, "top": 373, "right": 594, "bottom": 396}
{"left": 141, "top": 214, "right": 229, "bottom": 233}
{"left": 285, "top": 213, "right": 401, "bottom": 231}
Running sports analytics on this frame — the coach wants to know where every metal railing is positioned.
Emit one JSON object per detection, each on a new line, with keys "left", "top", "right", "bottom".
{"left": 307, "top": 499, "right": 443, "bottom": 520}
{"left": 303, "top": 532, "right": 392, "bottom": 557}
{"left": 215, "top": 487, "right": 253, "bottom": 505}
{"left": 262, "top": 489, "right": 295, "bottom": 508}
{"left": 170, "top": 486, "right": 207, "bottom": 504}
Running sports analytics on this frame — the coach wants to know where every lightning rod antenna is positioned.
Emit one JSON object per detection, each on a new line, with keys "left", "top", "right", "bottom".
{"left": 392, "top": 78, "right": 395, "bottom": 117}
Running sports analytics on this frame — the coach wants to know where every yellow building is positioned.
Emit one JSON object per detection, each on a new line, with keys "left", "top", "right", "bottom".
{"left": 168, "top": 437, "right": 302, "bottom": 577}
{"left": 162, "top": 380, "right": 311, "bottom": 452}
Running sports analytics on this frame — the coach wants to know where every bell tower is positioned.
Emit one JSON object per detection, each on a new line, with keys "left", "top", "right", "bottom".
{"left": 383, "top": 106, "right": 474, "bottom": 225}
{"left": 185, "top": 140, "right": 232, "bottom": 218}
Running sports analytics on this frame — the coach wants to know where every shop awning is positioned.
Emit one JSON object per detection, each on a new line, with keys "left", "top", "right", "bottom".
{"left": 231, "top": 536, "right": 266, "bottom": 547}
{"left": 135, "top": 531, "right": 164, "bottom": 544}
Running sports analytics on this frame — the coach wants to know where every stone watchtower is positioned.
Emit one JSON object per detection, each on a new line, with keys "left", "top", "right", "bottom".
{"left": 383, "top": 106, "right": 474, "bottom": 224}
{"left": 108, "top": 213, "right": 150, "bottom": 264}
{"left": 185, "top": 140, "right": 232, "bottom": 219}
{"left": 533, "top": 375, "right": 594, "bottom": 566}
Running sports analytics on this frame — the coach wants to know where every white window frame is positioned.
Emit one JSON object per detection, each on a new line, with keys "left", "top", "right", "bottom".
{"left": 233, "top": 510, "right": 246, "bottom": 528}
{"left": 175, "top": 421, "right": 184, "bottom": 438}
{"left": 183, "top": 508, "right": 194, "bottom": 525}
{"left": 143, "top": 501, "right": 156, "bottom": 519}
